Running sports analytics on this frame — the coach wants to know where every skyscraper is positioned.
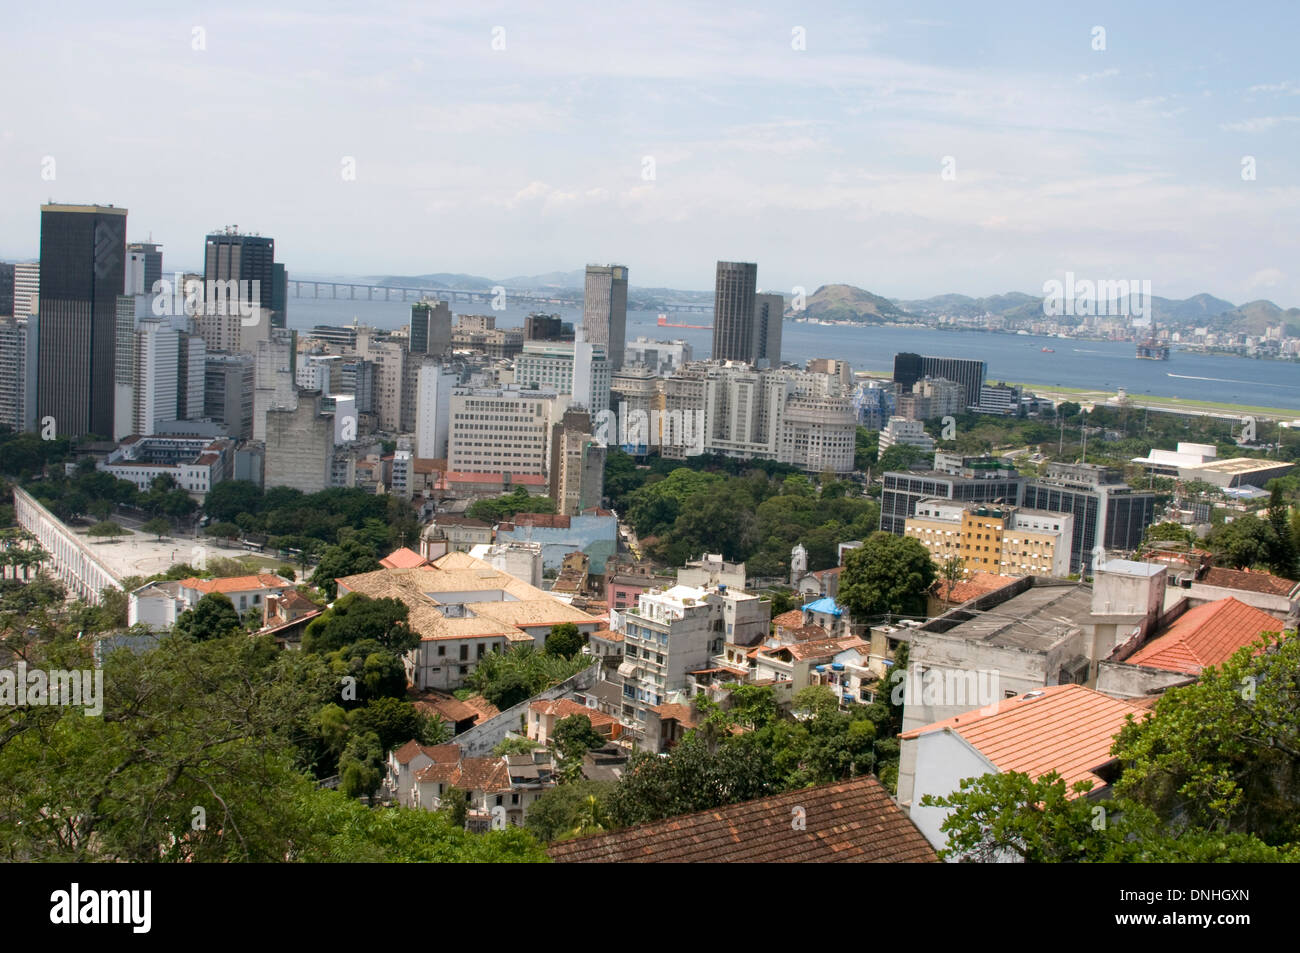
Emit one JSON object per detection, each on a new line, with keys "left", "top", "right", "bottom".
{"left": 0, "top": 263, "right": 13, "bottom": 317}
{"left": 37, "top": 203, "right": 128, "bottom": 438}
{"left": 410, "top": 299, "right": 451, "bottom": 356}
{"left": 892, "top": 353, "right": 986, "bottom": 410}
{"left": 126, "top": 241, "right": 163, "bottom": 295}
{"left": 203, "top": 228, "right": 276, "bottom": 322}
{"left": 711, "top": 261, "right": 757, "bottom": 363}
{"left": 583, "top": 265, "right": 628, "bottom": 370}
{"left": 13, "top": 263, "right": 39, "bottom": 319}
{"left": 752, "top": 292, "right": 784, "bottom": 367}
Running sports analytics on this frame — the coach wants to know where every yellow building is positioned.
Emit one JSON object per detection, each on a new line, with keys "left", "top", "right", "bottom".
{"left": 904, "top": 500, "right": 1073, "bottom": 578}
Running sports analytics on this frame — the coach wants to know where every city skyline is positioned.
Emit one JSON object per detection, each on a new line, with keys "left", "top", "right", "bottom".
{"left": 2, "top": 3, "right": 1299, "bottom": 306}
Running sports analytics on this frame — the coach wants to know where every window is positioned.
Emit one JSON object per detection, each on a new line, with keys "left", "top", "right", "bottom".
{"left": 459, "top": 644, "right": 469, "bottom": 661}
{"left": 437, "top": 645, "right": 446, "bottom": 657}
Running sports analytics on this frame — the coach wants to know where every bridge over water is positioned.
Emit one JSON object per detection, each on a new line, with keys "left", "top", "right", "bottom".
{"left": 288, "top": 279, "right": 712, "bottom": 312}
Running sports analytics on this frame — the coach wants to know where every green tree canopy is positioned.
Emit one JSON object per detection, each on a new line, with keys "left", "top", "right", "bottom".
{"left": 838, "top": 531, "right": 937, "bottom": 620}
{"left": 174, "top": 592, "right": 243, "bottom": 641}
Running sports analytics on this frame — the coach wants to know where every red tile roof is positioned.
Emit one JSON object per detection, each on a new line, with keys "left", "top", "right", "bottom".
{"left": 649, "top": 703, "right": 698, "bottom": 727}
{"left": 900, "top": 684, "right": 1149, "bottom": 796}
{"left": 1200, "top": 567, "right": 1298, "bottom": 597}
{"left": 772, "top": 609, "right": 805, "bottom": 631}
{"left": 1125, "top": 597, "right": 1284, "bottom": 675}
{"left": 392, "top": 740, "right": 462, "bottom": 765}
{"left": 549, "top": 776, "right": 937, "bottom": 863}
{"left": 529, "top": 697, "right": 617, "bottom": 729}
{"left": 931, "top": 571, "right": 1016, "bottom": 604}
{"left": 380, "top": 547, "right": 431, "bottom": 569}
{"left": 181, "top": 574, "right": 289, "bottom": 595}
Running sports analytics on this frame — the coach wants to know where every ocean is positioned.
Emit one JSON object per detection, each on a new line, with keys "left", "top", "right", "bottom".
{"left": 283, "top": 295, "right": 1300, "bottom": 412}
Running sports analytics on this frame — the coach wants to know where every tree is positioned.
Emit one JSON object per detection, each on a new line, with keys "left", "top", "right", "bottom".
{"left": 174, "top": 592, "right": 242, "bottom": 641}
{"left": 1141, "top": 520, "right": 1195, "bottom": 550}
{"left": 525, "top": 780, "right": 617, "bottom": 843}
{"left": 338, "top": 731, "right": 384, "bottom": 801}
{"left": 876, "top": 442, "right": 930, "bottom": 475}
{"left": 349, "top": 697, "right": 427, "bottom": 752}
{"left": 141, "top": 517, "right": 172, "bottom": 541}
{"left": 543, "top": 622, "right": 584, "bottom": 659}
{"left": 204, "top": 522, "right": 242, "bottom": 542}
{"left": 442, "top": 786, "right": 469, "bottom": 829}
{"left": 86, "top": 521, "right": 127, "bottom": 540}
{"left": 838, "top": 531, "right": 937, "bottom": 621}
{"left": 324, "top": 640, "right": 409, "bottom": 703}
{"left": 310, "top": 540, "right": 382, "bottom": 599}
{"left": 494, "top": 736, "right": 543, "bottom": 757}
{"left": 302, "top": 593, "right": 414, "bottom": 655}
{"left": 939, "top": 555, "right": 967, "bottom": 604}
{"left": 551, "top": 715, "right": 606, "bottom": 782}
{"left": 1207, "top": 514, "right": 1276, "bottom": 570}
{"left": 1265, "top": 485, "right": 1298, "bottom": 578}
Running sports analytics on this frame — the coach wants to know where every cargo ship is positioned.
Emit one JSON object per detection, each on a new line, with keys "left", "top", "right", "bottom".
{"left": 658, "top": 313, "right": 712, "bottom": 330}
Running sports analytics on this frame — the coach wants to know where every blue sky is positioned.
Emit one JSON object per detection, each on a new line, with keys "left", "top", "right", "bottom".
{"left": 2, "top": 1, "right": 1299, "bottom": 303}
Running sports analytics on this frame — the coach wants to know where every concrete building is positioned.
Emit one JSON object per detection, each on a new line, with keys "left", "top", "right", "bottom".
{"left": 101, "top": 434, "right": 234, "bottom": 497}
{"left": 204, "top": 352, "right": 254, "bottom": 440}
{"left": 617, "top": 583, "right": 770, "bottom": 727}
{"left": 878, "top": 416, "right": 935, "bottom": 454}
{"left": 252, "top": 332, "right": 297, "bottom": 440}
{"left": 414, "top": 361, "right": 458, "bottom": 460}
{"left": 905, "top": 500, "right": 1074, "bottom": 578}
{"left": 880, "top": 454, "right": 1025, "bottom": 535}
{"left": 337, "top": 552, "right": 601, "bottom": 691}
{"left": 896, "top": 377, "right": 965, "bottom": 421}
{"left": 515, "top": 340, "right": 611, "bottom": 416}
{"left": 495, "top": 511, "right": 619, "bottom": 573}
{"left": 447, "top": 384, "right": 559, "bottom": 477}
{"left": 548, "top": 409, "right": 606, "bottom": 516}
{"left": 1023, "top": 463, "right": 1156, "bottom": 574}
{"left": 582, "top": 265, "right": 628, "bottom": 371}
{"left": 624, "top": 337, "right": 693, "bottom": 375}
{"left": 13, "top": 262, "right": 39, "bottom": 319}
{"left": 409, "top": 299, "right": 451, "bottom": 357}
{"left": 0, "top": 315, "right": 37, "bottom": 433}
{"left": 265, "top": 390, "right": 334, "bottom": 492}
{"left": 752, "top": 292, "right": 784, "bottom": 366}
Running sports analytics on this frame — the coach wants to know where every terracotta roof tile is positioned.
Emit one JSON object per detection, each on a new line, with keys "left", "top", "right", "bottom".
{"left": 379, "top": 547, "right": 430, "bottom": 569}
{"left": 181, "top": 574, "right": 289, "bottom": 595}
{"left": 1200, "top": 567, "right": 1298, "bottom": 597}
{"left": 529, "top": 697, "right": 617, "bottom": 728}
{"left": 549, "top": 776, "right": 936, "bottom": 863}
{"left": 772, "top": 610, "right": 805, "bottom": 630}
{"left": 900, "top": 685, "right": 1149, "bottom": 796}
{"left": 1125, "top": 597, "right": 1284, "bottom": 675}
{"left": 930, "top": 571, "right": 1017, "bottom": 604}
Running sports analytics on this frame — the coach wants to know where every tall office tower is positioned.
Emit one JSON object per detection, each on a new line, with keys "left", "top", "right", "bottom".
{"left": 410, "top": 299, "right": 451, "bottom": 356}
{"left": 892, "top": 353, "right": 987, "bottom": 410}
{"left": 205, "top": 352, "right": 255, "bottom": 440}
{"left": 252, "top": 331, "right": 297, "bottom": 441}
{"left": 126, "top": 242, "right": 163, "bottom": 295}
{"left": 13, "top": 263, "right": 39, "bottom": 318}
{"left": 752, "top": 292, "right": 784, "bottom": 367}
{"left": 0, "top": 316, "right": 37, "bottom": 433}
{"left": 203, "top": 227, "right": 276, "bottom": 320}
{"left": 271, "top": 262, "right": 287, "bottom": 329}
{"left": 114, "top": 295, "right": 141, "bottom": 439}
{"left": 176, "top": 331, "right": 206, "bottom": 421}
{"left": 0, "top": 264, "right": 13, "bottom": 317}
{"left": 525, "top": 313, "right": 570, "bottom": 342}
{"left": 548, "top": 409, "right": 605, "bottom": 516}
{"left": 583, "top": 265, "right": 628, "bottom": 370}
{"left": 415, "top": 361, "right": 458, "bottom": 460}
{"left": 132, "top": 318, "right": 179, "bottom": 435}
{"left": 37, "top": 203, "right": 127, "bottom": 438}
{"left": 711, "top": 261, "right": 758, "bottom": 363}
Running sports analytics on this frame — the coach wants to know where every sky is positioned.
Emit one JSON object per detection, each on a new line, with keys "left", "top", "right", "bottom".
{"left": 2, "top": 1, "right": 1299, "bottom": 304}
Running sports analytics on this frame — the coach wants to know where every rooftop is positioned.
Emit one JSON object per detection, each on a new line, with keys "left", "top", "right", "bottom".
{"left": 900, "top": 684, "right": 1149, "bottom": 796}
{"left": 1124, "top": 597, "right": 1285, "bottom": 675}
{"left": 1199, "top": 566, "right": 1298, "bottom": 597}
{"left": 548, "top": 775, "right": 936, "bottom": 863}
{"left": 919, "top": 578, "right": 1090, "bottom": 651}
{"left": 181, "top": 573, "right": 289, "bottom": 594}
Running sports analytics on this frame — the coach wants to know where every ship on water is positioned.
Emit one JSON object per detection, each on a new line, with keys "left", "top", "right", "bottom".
{"left": 658, "top": 313, "right": 712, "bottom": 330}
{"left": 1135, "top": 316, "right": 1170, "bottom": 360}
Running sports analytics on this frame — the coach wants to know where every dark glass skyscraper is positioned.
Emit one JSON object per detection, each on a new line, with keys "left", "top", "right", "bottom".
{"left": 711, "top": 261, "right": 757, "bottom": 363}
{"left": 37, "top": 203, "right": 128, "bottom": 438}
{"left": 204, "top": 229, "right": 276, "bottom": 318}
{"left": 893, "top": 352, "right": 987, "bottom": 409}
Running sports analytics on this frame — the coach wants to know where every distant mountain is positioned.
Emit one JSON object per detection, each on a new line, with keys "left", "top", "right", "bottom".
{"left": 497, "top": 269, "right": 585, "bottom": 291}
{"left": 370, "top": 272, "right": 497, "bottom": 290}
{"left": 1219, "top": 299, "right": 1300, "bottom": 336}
{"left": 895, "top": 292, "right": 1039, "bottom": 318}
{"left": 803, "top": 284, "right": 915, "bottom": 322}
{"left": 1152, "top": 293, "right": 1236, "bottom": 323}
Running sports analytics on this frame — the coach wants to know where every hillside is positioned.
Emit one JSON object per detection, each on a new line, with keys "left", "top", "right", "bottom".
{"left": 803, "top": 284, "right": 915, "bottom": 322}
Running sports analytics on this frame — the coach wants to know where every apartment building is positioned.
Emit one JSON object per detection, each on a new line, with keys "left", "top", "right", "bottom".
{"left": 905, "top": 499, "right": 1074, "bottom": 578}
{"left": 447, "top": 384, "right": 560, "bottom": 476}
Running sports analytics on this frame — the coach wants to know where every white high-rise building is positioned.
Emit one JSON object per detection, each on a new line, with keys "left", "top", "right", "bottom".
{"left": 13, "top": 263, "right": 38, "bottom": 319}
{"left": 415, "top": 362, "right": 458, "bottom": 460}
{"left": 0, "top": 315, "right": 37, "bottom": 433}
{"left": 515, "top": 340, "right": 611, "bottom": 416}
{"left": 132, "top": 318, "right": 179, "bottom": 436}
{"left": 447, "top": 384, "right": 560, "bottom": 476}
{"left": 253, "top": 332, "right": 297, "bottom": 441}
